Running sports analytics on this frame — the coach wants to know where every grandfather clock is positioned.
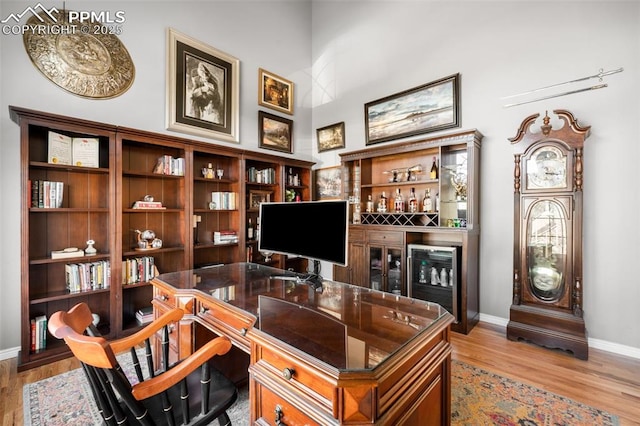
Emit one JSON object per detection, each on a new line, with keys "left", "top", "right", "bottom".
{"left": 507, "top": 110, "right": 590, "bottom": 360}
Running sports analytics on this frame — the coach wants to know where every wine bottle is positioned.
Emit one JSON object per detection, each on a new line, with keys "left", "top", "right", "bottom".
{"left": 366, "top": 194, "right": 374, "bottom": 213}
{"left": 408, "top": 188, "right": 418, "bottom": 213}
{"left": 430, "top": 156, "right": 438, "bottom": 180}
{"left": 247, "top": 218, "right": 254, "bottom": 240}
{"left": 422, "top": 189, "right": 432, "bottom": 212}
{"left": 394, "top": 188, "right": 404, "bottom": 213}
{"left": 435, "top": 192, "right": 440, "bottom": 212}
{"left": 377, "top": 191, "right": 388, "bottom": 213}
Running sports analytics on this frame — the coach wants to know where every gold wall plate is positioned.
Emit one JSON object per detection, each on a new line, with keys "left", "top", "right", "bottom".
{"left": 23, "top": 10, "right": 135, "bottom": 99}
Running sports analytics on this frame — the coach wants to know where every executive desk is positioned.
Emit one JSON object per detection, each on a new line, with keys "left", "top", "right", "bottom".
{"left": 150, "top": 263, "right": 454, "bottom": 425}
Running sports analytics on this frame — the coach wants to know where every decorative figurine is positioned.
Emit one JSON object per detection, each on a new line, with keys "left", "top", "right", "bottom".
{"left": 202, "top": 163, "right": 215, "bottom": 179}
{"left": 85, "top": 239, "right": 97, "bottom": 255}
{"left": 135, "top": 229, "right": 162, "bottom": 250}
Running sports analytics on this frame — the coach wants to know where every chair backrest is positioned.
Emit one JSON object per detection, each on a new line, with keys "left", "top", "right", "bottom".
{"left": 48, "top": 302, "right": 238, "bottom": 426}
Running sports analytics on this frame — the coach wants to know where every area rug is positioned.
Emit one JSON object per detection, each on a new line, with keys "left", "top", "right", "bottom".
{"left": 24, "top": 359, "right": 618, "bottom": 425}
{"left": 451, "top": 360, "right": 619, "bottom": 425}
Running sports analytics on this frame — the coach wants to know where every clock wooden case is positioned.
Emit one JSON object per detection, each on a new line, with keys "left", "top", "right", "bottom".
{"left": 507, "top": 110, "right": 590, "bottom": 360}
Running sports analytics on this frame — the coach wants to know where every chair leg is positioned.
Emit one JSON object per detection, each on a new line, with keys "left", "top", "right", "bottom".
{"left": 217, "top": 412, "right": 231, "bottom": 426}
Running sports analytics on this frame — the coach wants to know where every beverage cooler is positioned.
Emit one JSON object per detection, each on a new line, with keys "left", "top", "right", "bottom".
{"left": 407, "top": 244, "right": 461, "bottom": 323}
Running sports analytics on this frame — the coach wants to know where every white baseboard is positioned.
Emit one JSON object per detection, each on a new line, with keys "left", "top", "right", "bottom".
{"left": 479, "top": 313, "right": 640, "bottom": 360}
{"left": 0, "top": 346, "right": 20, "bottom": 361}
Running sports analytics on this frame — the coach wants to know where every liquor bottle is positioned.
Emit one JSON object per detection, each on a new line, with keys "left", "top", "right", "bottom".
{"left": 287, "top": 168, "right": 293, "bottom": 185}
{"left": 366, "top": 194, "right": 374, "bottom": 213}
{"left": 377, "top": 191, "right": 388, "bottom": 213}
{"left": 247, "top": 218, "right": 254, "bottom": 240}
{"left": 422, "top": 189, "right": 433, "bottom": 212}
{"left": 393, "top": 188, "right": 404, "bottom": 213}
{"left": 435, "top": 192, "right": 440, "bottom": 212}
{"left": 408, "top": 188, "right": 418, "bottom": 213}
{"left": 430, "top": 156, "right": 438, "bottom": 180}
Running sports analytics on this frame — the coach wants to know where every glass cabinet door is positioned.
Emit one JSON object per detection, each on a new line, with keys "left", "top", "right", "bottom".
{"left": 440, "top": 146, "right": 468, "bottom": 227}
{"left": 369, "top": 247, "right": 383, "bottom": 291}
{"left": 525, "top": 199, "right": 568, "bottom": 302}
{"left": 387, "top": 248, "right": 403, "bottom": 295}
{"left": 368, "top": 246, "right": 403, "bottom": 295}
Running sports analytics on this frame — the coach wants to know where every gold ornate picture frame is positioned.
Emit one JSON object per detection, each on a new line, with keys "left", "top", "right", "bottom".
{"left": 258, "top": 68, "right": 294, "bottom": 115}
{"left": 166, "top": 28, "right": 239, "bottom": 142}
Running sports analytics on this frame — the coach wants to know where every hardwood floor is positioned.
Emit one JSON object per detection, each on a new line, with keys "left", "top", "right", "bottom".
{"left": 1, "top": 321, "right": 638, "bottom": 425}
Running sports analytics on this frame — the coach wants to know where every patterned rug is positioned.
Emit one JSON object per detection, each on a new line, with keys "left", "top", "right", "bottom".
{"left": 24, "top": 359, "right": 619, "bottom": 425}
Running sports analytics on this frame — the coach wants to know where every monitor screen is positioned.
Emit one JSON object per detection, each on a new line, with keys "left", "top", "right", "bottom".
{"left": 258, "top": 200, "right": 349, "bottom": 266}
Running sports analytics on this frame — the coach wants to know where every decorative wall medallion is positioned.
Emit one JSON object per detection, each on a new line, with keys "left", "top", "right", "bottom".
{"left": 23, "top": 10, "right": 134, "bottom": 99}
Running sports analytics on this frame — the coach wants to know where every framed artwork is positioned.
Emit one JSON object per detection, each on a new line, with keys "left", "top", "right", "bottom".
{"left": 258, "top": 68, "right": 294, "bottom": 115}
{"left": 258, "top": 111, "right": 293, "bottom": 154}
{"left": 249, "top": 190, "right": 271, "bottom": 210}
{"left": 316, "top": 122, "right": 345, "bottom": 153}
{"left": 166, "top": 28, "right": 240, "bottom": 143}
{"left": 364, "top": 73, "right": 460, "bottom": 145}
{"left": 314, "top": 166, "right": 342, "bottom": 200}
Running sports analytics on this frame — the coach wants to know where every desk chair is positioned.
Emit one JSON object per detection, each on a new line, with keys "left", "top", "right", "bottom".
{"left": 48, "top": 302, "right": 238, "bottom": 426}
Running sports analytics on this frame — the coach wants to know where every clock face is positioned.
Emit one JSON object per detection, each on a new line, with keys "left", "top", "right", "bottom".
{"left": 526, "top": 146, "right": 567, "bottom": 189}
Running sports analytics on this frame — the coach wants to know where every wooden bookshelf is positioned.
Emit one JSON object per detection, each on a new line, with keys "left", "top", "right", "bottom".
{"left": 11, "top": 106, "right": 313, "bottom": 370}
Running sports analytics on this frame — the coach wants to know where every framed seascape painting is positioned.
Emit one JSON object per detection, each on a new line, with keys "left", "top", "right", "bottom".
{"left": 314, "top": 166, "right": 342, "bottom": 200}
{"left": 364, "top": 73, "right": 460, "bottom": 145}
{"left": 258, "top": 68, "right": 294, "bottom": 115}
{"left": 316, "top": 122, "right": 345, "bottom": 153}
{"left": 166, "top": 28, "right": 240, "bottom": 142}
{"left": 258, "top": 111, "right": 293, "bottom": 153}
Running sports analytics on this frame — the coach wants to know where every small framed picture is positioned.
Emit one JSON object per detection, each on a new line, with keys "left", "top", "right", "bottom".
{"left": 316, "top": 122, "right": 345, "bottom": 153}
{"left": 258, "top": 68, "right": 294, "bottom": 115}
{"left": 258, "top": 111, "right": 293, "bottom": 154}
{"left": 314, "top": 166, "right": 342, "bottom": 200}
{"left": 249, "top": 190, "right": 271, "bottom": 210}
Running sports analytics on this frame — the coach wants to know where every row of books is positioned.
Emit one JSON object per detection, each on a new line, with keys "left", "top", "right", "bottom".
{"left": 29, "top": 180, "right": 64, "bottom": 208}
{"left": 66, "top": 260, "right": 111, "bottom": 293}
{"left": 214, "top": 230, "right": 239, "bottom": 244}
{"left": 153, "top": 155, "right": 185, "bottom": 176}
{"left": 247, "top": 166, "right": 276, "bottom": 184}
{"left": 211, "top": 192, "right": 238, "bottom": 210}
{"left": 123, "top": 256, "right": 158, "bottom": 285}
{"left": 48, "top": 131, "right": 100, "bottom": 168}
{"left": 30, "top": 315, "right": 47, "bottom": 352}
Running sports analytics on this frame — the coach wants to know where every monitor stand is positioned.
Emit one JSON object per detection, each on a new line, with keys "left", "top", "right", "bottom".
{"left": 270, "top": 272, "right": 324, "bottom": 292}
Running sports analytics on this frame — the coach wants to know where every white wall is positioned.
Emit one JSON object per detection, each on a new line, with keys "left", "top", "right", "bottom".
{"left": 0, "top": 0, "right": 312, "bottom": 353}
{"left": 1, "top": 0, "right": 639, "bottom": 356}
{"left": 311, "top": 1, "right": 640, "bottom": 353}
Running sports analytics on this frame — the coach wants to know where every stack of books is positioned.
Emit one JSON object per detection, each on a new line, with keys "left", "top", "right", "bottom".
{"left": 135, "top": 306, "right": 153, "bottom": 325}
{"left": 214, "top": 230, "right": 238, "bottom": 245}
{"left": 131, "top": 200, "right": 165, "bottom": 209}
